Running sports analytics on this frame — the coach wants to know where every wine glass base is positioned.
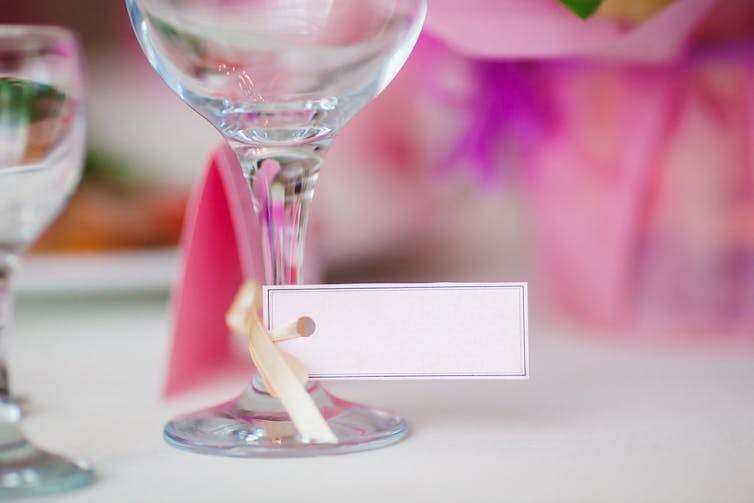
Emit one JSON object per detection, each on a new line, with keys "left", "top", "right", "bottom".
{"left": 164, "top": 382, "right": 408, "bottom": 457}
{"left": 0, "top": 426, "right": 93, "bottom": 498}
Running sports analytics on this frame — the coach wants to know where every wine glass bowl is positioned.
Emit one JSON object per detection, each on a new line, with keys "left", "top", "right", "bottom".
{"left": 127, "top": 0, "right": 426, "bottom": 456}
{"left": 0, "top": 27, "right": 85, "bottom": 260}
{"left": 127, "top": 0, "right": 425, "bottom": 147}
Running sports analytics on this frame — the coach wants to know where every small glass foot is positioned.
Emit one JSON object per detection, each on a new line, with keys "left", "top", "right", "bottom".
{"left": 0, "top": 424, "right": 93, "bottom": 498}
{"left": 164, "top": 381, "right": 408, "bottom": 457}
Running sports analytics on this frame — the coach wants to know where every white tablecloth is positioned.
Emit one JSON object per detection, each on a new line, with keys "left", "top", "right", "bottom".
{"left": 10, "top": 294, "right": 754, "bottom": 502}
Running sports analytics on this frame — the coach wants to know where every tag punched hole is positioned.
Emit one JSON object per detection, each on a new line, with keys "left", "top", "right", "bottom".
{"left": 297, "top": 316, "right": 316, "bottom": 337}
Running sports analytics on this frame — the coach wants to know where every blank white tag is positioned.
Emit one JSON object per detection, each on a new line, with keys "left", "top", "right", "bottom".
{"left": 263, "top": 283, "right": 529, "bottom": 379}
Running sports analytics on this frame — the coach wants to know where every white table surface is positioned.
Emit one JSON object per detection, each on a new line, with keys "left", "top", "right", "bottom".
{"left": 10, "top": 293, "right": 754, "bottom": 502}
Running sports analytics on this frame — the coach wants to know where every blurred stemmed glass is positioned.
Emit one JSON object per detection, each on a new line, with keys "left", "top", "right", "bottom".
{"left": 126, "top": 0, "right": 426, "bottom": 455}
{"left": 0, "top": 25, "right": 93, "bottom": 496}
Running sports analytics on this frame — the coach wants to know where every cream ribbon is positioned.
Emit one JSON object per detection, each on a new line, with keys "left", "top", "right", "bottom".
{"left": 225, "top": 281, "right": 337, "bottom": 444}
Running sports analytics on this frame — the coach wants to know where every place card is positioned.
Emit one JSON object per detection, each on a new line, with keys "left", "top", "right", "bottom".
{"left": 264, "top": 283, "right": 528, "bottom": 379}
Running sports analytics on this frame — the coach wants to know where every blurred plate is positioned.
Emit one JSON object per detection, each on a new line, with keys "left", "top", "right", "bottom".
{"left": 16, "top": 248, "right": 179, "bottom": 295}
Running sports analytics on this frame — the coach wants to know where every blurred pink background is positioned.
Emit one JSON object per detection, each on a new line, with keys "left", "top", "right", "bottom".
{"left": 4, "top": 0, "right": 754, "bottom": 338}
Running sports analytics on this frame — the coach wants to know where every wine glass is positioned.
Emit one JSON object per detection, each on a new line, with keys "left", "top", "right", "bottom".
{"left": 126, "top": 0, "right": 426, "bottom": 456}
{"left": 0, "top": 25, "right": 93, "bottom": 496}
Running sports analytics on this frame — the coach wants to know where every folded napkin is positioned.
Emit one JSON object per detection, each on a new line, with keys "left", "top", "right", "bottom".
{"left": 165, "top": 144, "right": 321, "bottom": 395}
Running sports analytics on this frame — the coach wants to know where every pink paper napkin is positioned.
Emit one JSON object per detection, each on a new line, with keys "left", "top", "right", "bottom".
{"left": 164, "top": 145, "right": 261, "bottom": 395}
{"left": 165, "top": 144, "right": 321, "bottom": 395}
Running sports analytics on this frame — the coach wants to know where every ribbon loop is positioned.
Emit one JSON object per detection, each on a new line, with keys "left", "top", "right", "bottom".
{"left": 226, "top": 281, "right": 337, "bottom": 444}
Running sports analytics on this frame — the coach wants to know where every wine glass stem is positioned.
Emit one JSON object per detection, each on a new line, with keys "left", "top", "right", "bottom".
{"left": 0, "top": 263, "right": 16, "bottom": 414}
{"left": 231, "top": 140, "right": 329, "bottom": 286}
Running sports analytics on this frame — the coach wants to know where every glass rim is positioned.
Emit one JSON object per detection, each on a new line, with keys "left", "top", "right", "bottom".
{"left": 0, "top": 24, "right": 84, "bottom": 98}
{"left": 0, "top": 24, "right": 78, "bottom": 50}
{"left": 0, "top": 24, "right": 75, "bottom": 38}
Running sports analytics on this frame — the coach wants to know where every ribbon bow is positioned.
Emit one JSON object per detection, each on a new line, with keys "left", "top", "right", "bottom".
{"left": 225, "top": 281, "right": 337, "bottom": 444}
